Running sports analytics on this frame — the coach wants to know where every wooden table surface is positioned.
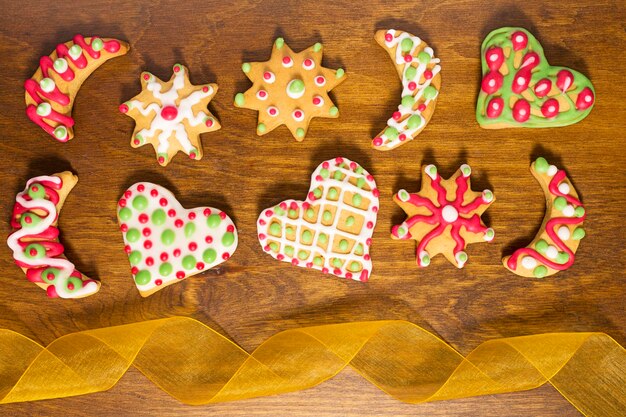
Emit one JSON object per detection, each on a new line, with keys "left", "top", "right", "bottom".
{"left": 1, "top": 0, "right": 625, "bottom": 415}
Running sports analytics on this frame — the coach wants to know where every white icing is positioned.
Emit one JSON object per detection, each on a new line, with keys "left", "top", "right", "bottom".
{"left": 547, "top": 165, "right": 558, "bottom": 176}
{"left": 68, "top": 45, "right": 83, "bottom": 61}
{"left": 483, "top": 228, "right": 495, "bottom": 242}
{"left": 424, "top": 164, "right": 437, "bottom": 181}
{"left": 37, "top": 103, "right": 52, "bottom": 116}
{"left": 53, "top": 58, "right": 69, "bottom": 73}
{"left": 546, "top": 245, "right": 558, "bottom": 259}
{"left": 562, "top": 205, "right": 575, "bottom": 217}
{"left": 442, "top": 205, "right": 459, "bottom": 223}
{"left": 455, "top": 251, "right": 467, "bottom": 268}
{"left": 378, "top": 29, "right": 441, "bottom": 149}
{"left": 130, "top": 68, "right": 213, "bottom": 155}
{"left": 558, "top": 182, "right": 570, "bottom": 195}
{"left": 521, "top": 256, "right": 537, "bottom": 269}
{"left": 118, "top": 183, "right": 238, "bottom": 294}
{"left": 460, "top": 164, "right": 471, "bottom": 177}
{"left": 557, "top": 226, "right": 571, "bottom": 241}
{"left": 419, "top": 250, "right": 430, "bottom": 266}
{"left": 7, "top": 175, "right": 99, "bottom": 299}
{"left": 257, "top": 158, "right": 378, "bottom": 281}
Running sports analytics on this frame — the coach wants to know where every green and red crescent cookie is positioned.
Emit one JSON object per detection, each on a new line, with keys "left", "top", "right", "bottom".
{"left": 476, "top": 27, "right": 595, "bottom": 129}
{"left": 117, "top": 183, "right": 237, "bottom": 297}
{"left": 257, "top": 157, "right": 378, "bottom": 282}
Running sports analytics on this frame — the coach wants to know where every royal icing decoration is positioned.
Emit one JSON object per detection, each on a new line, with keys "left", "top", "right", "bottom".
{"left": 477, "top": 27, "right": 595, "bottom": 129}
{"left": 117, "top": 183, "right": 237, "bottom": 297}
{"left": 372, "top": 29, "right": 441, "bottom": 150}
{"left": 25, "top": 34, "right": 129, "bottom": 142}
{"left": 257, "top": 157, "right": 378, "bottom": 281}
{"left": 503, "top": 157, "right": 586, "bottom": 278}
{"left": 7, "top": 172, "right": 100, "bottom": 298}
{"left": 392, "top": 164, "right": 495, "bottom": 268}
{"left": 119, "top": 64, "right": 221, "bottom": 166}
{"left": 235, "top": 37, "right": 346, "bottom": 141}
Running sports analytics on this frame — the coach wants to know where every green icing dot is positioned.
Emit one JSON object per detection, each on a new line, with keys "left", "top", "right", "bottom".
{"left": 257, "top": 123, "right": 267, "bottom": 133}
{"left": 407, "top": 114, "right": 422, "bottom": 129}
{"left": 534, "top": 157, "right": 549, "bottom": 173}
{"left": 289, "top": 79, "right": 305, "bottom": 94}
{"left": 234, "top": 93, "right": 245, "bottom": 106}
{"left": 339, "top": 239, "right": 349, "bottom": 251}
{"left": 323, "top": 210, "right": 332, "bottom": 222}
{"left": 554, "top": 197, "right": 567, "bottom": 211}
{"left": 421, "top": 253, "right": 431, "bottom": 266}
{"left": 286, "top": 226, "right": 294, "bottom": 234}
{"left": 318, "top": 233, "right": 328, "bottom": 244}
{"left": 39, "top": 78, "right": 55, "bottom": 92}
{"left": 533, "top": 265, "right": 548, "bottom": 278}
{"left": 128, "top": 250, "right": 142, "bottom": 265}
{"left": 313, "top": 256, "right": 323, "bottom": 266}
{"left": 572, "top": 227, "right": 586, "bottom": 240}
{"left": 345, "top": 216, "right": 355, "bottom": 227}
{"left": 126, "top": 228, "right": 140, "bottom": 243}
{"left": 132, "top": 195, "right": 148, "bottom": 211}
{"left": 354, "top": 244, "right": 364, "bottom": 256}
{"left": 296, "top": 128, "right": 305, "bottom": 138}
{"left": 207, "top": 214, "right": 221, "bottom": 228}
{"left": 313, "top": 42, "right": 322, "bottom": 52}
{"left": 41, "top": 268, "right": 59, "bottom": 284}
{"left": 320, "top": 168, "right": 329, "bottom": 178}
{"left": 91, "top": 38, "right": 103, "bottom": 51}
{"left": 274, "top": 206, "right": 285, "bottom": 216}
{"left": 556, "top": 252, "right": 570, "bottom": 264}
{"left": 401, "top": 95, "right": 415, "bottom": 108}
{"left": 356, "top": 178, "right": 366, "bottom": 189}
{"left": 275, "top": 37, "right": 284, "bottom": 49}
{"left": 328, "top": 188, "right": 338, "bottom": 199}
{"left": 352, "top": 194, "right": 362, "bottom": 206}
{"left": 184, "top": 222, "right": 196, "bottom": 238}
{"left": 302, "top": 230, "right": 313, "bottom": 244}
{"left": 423, "top": 85, "right": 438, "bottom": 100}
{"left": 119, "top": 207, "right": 133, "bottom": 221}
{"left": 405, "top": 66, "right": 417, "bottom": 80}
{"left": 269, "top": 242, "right": 279, "bottom": 251}
{"left": 329, "top": 106, "right": 339, "bottom": 116}
{"left": 298, "top": 250, "right": 308, "bottom": 260}
{"left": 203, "top": 248, "right": 217, "bottom": 263}
{"left": 313, "top": 188, "right": 322, "bottom": 198}
{"left": 134, "top": 270, "right": 151, "bottom": 285}
{"left": 333, "top": 170, "right": 342, "bottom": 180}
{"left": 20, "top": 213, "right": 41, "bottom": 229}
{"left": 418, "top": 51, "right": 431, "bottom": 64}
{"left": 222, "top": 232, "right": 235, "bottom": 247}
{"left": 400, "top": 38, "right": 414, "bottom": 52}
{"left": 24, "top": 243, "right": 45, "bottom": 259}
{"left": 285, "top": 246, "right": 294, "bottom": 257}
{"left": 182, "top": 255, "right": 196, "bottom": 270}
{"left": 69, "top": 44, "right": 82, "bottom": 57}
{"left": 385, "top": 126, "right": 399, "bottom": 139}
{"left": 575, "top": 206, "right": 585, "bottom": 217}
{"left": 335, "top": 68, "right": 345, "bottom": 78}
{"left": 159, "top": 262, "right": 173, "bottom": 276}
{"left": 306, "top": 208, "right": 315, "bottom": 218}
{"left": 288, "top": 209, "right": 297, "bottom": 217}
{"left": 269, "top": 223, "right": 281, "bottom": 236}
{"left": 28, "top": 184, "right": 46, "bottom": 199}
{"left": 457, "top": 252, "right": 468, "bottom": 262}
{"left": 397, "top": 227, "right": 406, "bottom": 236}
{"left": 350, "top": 261, "right": 360, "bottom": 272}
{"left": 53, "top": 126, "right": 67, "bottom": 140}
{"left": 535, "top": 239, "right": 549, "bottom": 254}
{"left": 151, "top": 209, "right": 166, "bottom": 225}
{"left": 241, "top": 62, "right": 251, "bottom": 73}
{"left": 161, "top": 229, "right": 175, "bottom": 245}
{"left": 66, "top": 277, "right": 83, "bottom": 292}
{"left": 332, "top": 258, "right": 342, "bottom": 268}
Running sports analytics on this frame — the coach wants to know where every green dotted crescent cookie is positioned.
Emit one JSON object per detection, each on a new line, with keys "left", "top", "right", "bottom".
{"left": 117, "top": 182, "right": 238, "bottom": 297}
{"left": 476, "top": 27, "right": 595, "bottom": 129}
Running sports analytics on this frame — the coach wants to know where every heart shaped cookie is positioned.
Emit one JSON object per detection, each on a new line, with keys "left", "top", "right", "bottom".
{"left": 476, "top": 27, "right": 595, "bottom": 129}
{"left": 257, "top": 157, "right": 379, "bottom": 282}
{"left": 117, "top": 183, "right": 237, "bottom": 297}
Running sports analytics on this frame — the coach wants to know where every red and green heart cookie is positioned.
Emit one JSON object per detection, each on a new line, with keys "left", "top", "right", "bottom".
{"left": 476, "top": 27, "right": 595, "bottom": 129}
{"left": 117, "top": 183, "right": 237, "bottom": 297}
{"left": 257, "top": 157, "right": 379, "bottom": 282}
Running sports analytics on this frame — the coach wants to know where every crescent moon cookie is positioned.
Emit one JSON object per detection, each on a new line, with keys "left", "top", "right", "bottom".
{"left": 372, "top": 29, "right": 441, "bottom": 150}
{"left": 119, "top": 64, "right": 221, "bottom": 167}
{"left": 477, "top": 27, "right": 595, "bottom": 129}
{"left": 117, "top": 183, "right": 238, "bottom": 297}
{"left": 257, "top": 157, "right": 379, "bottom": 282}
{"left": 392, "top": 164, "right": 495, "bottom": 268}
{"left": 25, "top": 34, "right": 129, "bottom": 142}
{"left": 234, "top": 37, "right": 346, "bottom": 141}
{"left": 503, "top": 157, "right": 586, "bottom": 278}
{"left": 7, "top": 172, "right": 100, "bottom": 298}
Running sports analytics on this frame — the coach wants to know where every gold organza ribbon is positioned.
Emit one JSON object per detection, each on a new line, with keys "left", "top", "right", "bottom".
{"left": 1, "top": 318, "right": 625, "bottom": 415}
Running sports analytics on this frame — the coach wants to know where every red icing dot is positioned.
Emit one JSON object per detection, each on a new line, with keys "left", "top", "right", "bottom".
{"left": 302, "top": 202, "right": 310, "bottom": 210}
{"left": 125, "top": 191, "right": 132, "bottom": 198}
{"left": 315, "top": 175, "right": 323, "bottom": 181}
{"left": 576, "top": 87, "right": 595, "bottom": 110}
{"left": 23, "top": 216, "right": 32, "bottom": 224}
{"left": 155, "top": 279, "right": 163, "bottom": 286}
{"left": 160, "top": 252, "right": 168, "bottom": 261}
{"left": 512, "top": 67, "right": 531, "bottom": 94}
{"left": 189, "top": 242, "right": 197, "bottom": 251}
{"left": 481, "top": 71, "right": 503, "bottom": 94}
{"left": 227, "top": 225, "right": 235, "bottom": 233}
{"left": 541, "top": 98, "right": 560, "bottom": 118}
{"left": 282, "top": 56, "right": 292, "bottom": 65}
{"left": 291, "top": 259, "right": 299, "bottom": 266}
{"left": 143, "top": 74, "right": 150, "bottom": 81}
{"left": 268, "top": 108, "right": 277, "bottom": 116}
{"left": 289, "top": 202, "right": 298, "bottom": 210}
{"left": 173, "top": 249, "right": 181, "bottom": 257}
{"left": 398, "top": 133, "right": 406, "bottom": 142}
{"left": 424, "top": 70, "right": 433, "bottom": 80}
{"left": 146, "top": 257, "right": 154, "bottom": 266}
{"left": 168, "top": 209, "right": 176, "bottom": 217}
{"left": 385, "top": 33, "right": 393, "bottom": 42}
{"left": 160, "top": 106, "right": 178, "bottom": 121}
{"left": 219, "top": 212, "right": 227, "bottom": 219}
{"left": 206, "top": 118, "right": 214, "bottom": 127}
{"left": 158, "top": 157, "right": 165, "bottom": 164}
{"left": 486, "top": 97, "right": 504, "bottom": 118}
{"left": 173, "top": 65, "right": 180, "bottom": 73}
{"left": 308, "top": 192, "right": 316, "bottom": 200}
{"left": 512, "top": 99, "right": 531, "bottom": 122}
{"left": 333, "top": 268, "right": 341, "bottom": 275}
{"left": 392, "top": 111, "right": 402, "bottom": 121}
{"left": 360, "top": 270, "right": 369, "bottom": 282}
{"left": 124, "top": 245, "right": 131, "bottom": 254}
{"left": 264, "top": 245, "right": 270, "bottom": 251}
{"left": 188, "top": 212, "right": 196, "bottom": 220}
{"left": 131, "top": 266, "right": 138, "bottom": 275}
{"left": 118, "top": 198, "right": 127, "bottom": 207}
{"left": 222, "top": 253, "right": 230, "bottom": 260}
{"left": 139, "top": 214, "right": 149, "bottom": 224}
{"left": 322, "top": 267, "right": 329, "bottom": 274}
{"left": 366, "top": 221, "right": 374, "bottom": 229}
{"left": 159, "top": 198, "right": 168, "bottom": 206}
{"left": 47, "top": 271, "right": 55, "bottom": 280}
{"left": 119, "top": 104, "right": 129, "bottom": 113}
{"left": 277, "top": 254, "right": 284, "bottom": 260}
{"left": 304, "top": 58, "right": 313, "bottom": 67}
{"left": 418, "top": 103, "right": 427, "bottom": 112}
{"left": 534, "top": 78, "right": 552, "bottom": 98}
{"left": 511, "top": 31, "right": 528, "bottom": 51}
{"left": 144, "top": 240, "right": 152, "bottom": 249}
{"left": 142, "top": 227, "right": 151, "bottom": 236}
{"left": 265, "top": 210, "right": 274, "bottom": 217}
{"left": 312, "top": 97, "right": 321, "bottom": 105}
{"left": 189, "top": 152, "right": 196, "bottom": 159}
{"left": 408, "top": 81, "right": 417, "bottom": 91}
{"left": 335, "top": 157, "right": 344, "bottom": 164}
{"left": 263, "top": 71, "right": 273, "bottom": 80}
{"left": 66, "top": 282, "right": 74, "bottom": 290}
{"left": 205, "top": 236, "right": 213, "bottom": 243}
{"left": 150, "top": 189, "right": 158, "bottom": 197}
{"left": 133, "top": 138, "right": 140, "bottom": 145}
{"left": 259, "top": 233, "right": 266, "bottom": 240}
{"left": 29, "top": 248, "right": 37, "bottom": 256}
{"left": 279, "top": 202, "right": 288, "bottom": 210}
{"left": 258, "top": 90, "right": 267, "bottom": 98}
{"left": 137, "top": 184, "right": 145, "bottom": 192}
{"left": 485, "top": 46, "right": 504, "bottom": 71}
{"left": 258, "top": 219, "right": 266, "bottom": 226}
{"left": 556, "top": 70, "right": 574, "bottom": 92}
{"left": 520, "top": 52, "right": 540, "bottom": 70}
{"left": 366, "top": 238, "right": 372, "bottom": 246}
{"left": 294, "top": 110, "right": 303, "bottom": 118}
{"left": 203, "top": 208, "right": 212, "bottom": 216}
{"left": 175, "top": 219, "right": 184, "bottom": 228}
{"left": 372, "top": 206, "right": 379, "bottom": 213}
{"left": 196, "top": 262, "right": 205, "bottom": 270}
{"left": 315, "top": 76, "right": 325, "bottom": 85}
{"left": 372, "top": 188, "right": 380, "bottom": 197}
{"left": 372, "top": 137, "right": 383, "bottom": 147}
{"left": 366, "top": 175, "right": 374, "bottom": 181}
{"left": 176, "top": 271, "right": 185, "bottom": 279}
{"left": 364, "top": 254, "right": 371, "bottom": 261}
{"left": 322, "top": 161, "right": 330, "bottom": 169}
{"left": 306, "top": 262, "right": 313, "bottom": 268}
{"left": 202, "top": 86, "right": 209, "bottom": 93}
{"left": 345, "top": 272, "right": 353, "bottom": 280}
{"left": 403, "top": 54, "right": 413, "bottom": 63}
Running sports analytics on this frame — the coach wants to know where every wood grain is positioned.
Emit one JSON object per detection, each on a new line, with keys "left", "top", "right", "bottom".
{"left": 1, "top": 0, "right": 625, "bottom": 415}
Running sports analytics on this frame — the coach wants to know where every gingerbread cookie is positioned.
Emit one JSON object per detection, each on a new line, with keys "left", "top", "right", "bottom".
{"left": 258, "top": 157, "right": 378, "bottom": 281}
{"left": 7, "top": 172, "right": 101, "bottom": 298}
{"left": 25, "top": 34, "right": 129, "bottom": 142}
{"left": 372, "top": 29, "right": 441, "bottom": 150}
{"left": 392, "top": 164, "right": 495, "bottom": 268}
{"left": 503, "top": 157, "right": 586, "bottom": 278}
{"left": 234, "top": 37, "right": 346, "bottom": 141}
{"left": 477, "top": 27, "right": 595, "bottom": 129}
{"left": 117, "top": 183, "right": 237, "bottom": 297}
{"left": 119, "top": 64, "right": 221, "bottom": 166}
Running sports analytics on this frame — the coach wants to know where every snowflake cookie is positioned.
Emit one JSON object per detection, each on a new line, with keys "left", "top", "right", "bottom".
{"left": 234, "top": 37, "right": 346, "bottom": 141}
{"left": 392, "top": 164, "right": 495, "bottom": 268}
{"left": 119, "top": 63, "right": 221, "bottom": 166}
{"left": 257, "top": 157, "right": 378, "bottom": 281}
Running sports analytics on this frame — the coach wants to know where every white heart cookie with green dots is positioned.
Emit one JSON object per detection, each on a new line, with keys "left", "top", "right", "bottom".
{"left": 117, "top": 183, "right": 237, "bottom": 297}
{"left": 257, "top": 157, "right": 379, "bottom": 282}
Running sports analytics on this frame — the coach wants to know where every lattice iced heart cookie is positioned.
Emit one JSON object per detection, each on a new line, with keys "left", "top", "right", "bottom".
{"left": 117, "top": 183, "right": 237, "bottom": 297}
{"left": 257, "top": 157, "right": 379, "bottom": 281}
{"left": 476, "top": 27, "right": 595, "bottom": 129}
